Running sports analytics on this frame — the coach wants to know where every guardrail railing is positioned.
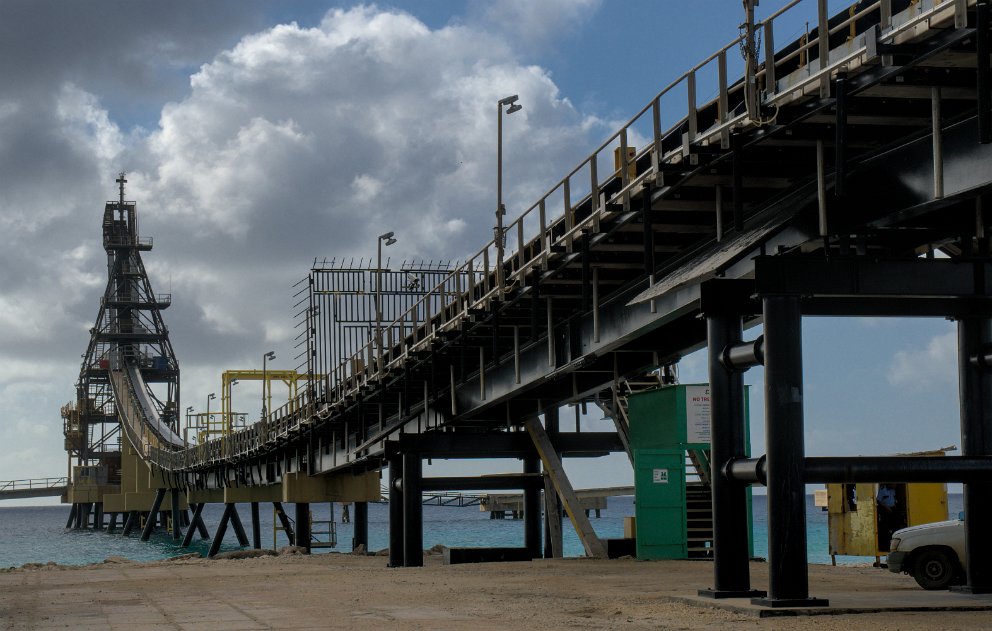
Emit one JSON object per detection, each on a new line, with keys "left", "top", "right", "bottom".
{"left": 120, "top": 0, "right": 971, "bottom": 472}
{"left": 0, "top": 477, "right": 68, "bottom": 492}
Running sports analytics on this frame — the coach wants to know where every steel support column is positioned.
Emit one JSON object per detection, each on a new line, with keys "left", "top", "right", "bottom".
{"left": 140, "top": 489, "right": 166, "bottom": 542}
{"left": 121, "top": 511, "right": 138, "bottom": 536}
{"left": 230, "top": 505, "right": 250, "bottom": 547}
{"left": 251, "top": 502, "right": 261, "bottom": 549}
{"left": 107, "top": 512, "right": 119, "bottom": 533}
{"left": 294, "top": 502, "right": 311, "bottom": 553}
{"left": 700, "top": 313, "right": 765, "bottom": 599}
{"left": 93, "top": 502, "right": 103, "bottom": 531}
{"left": 353, "top": 501, "right": 369, "bottom": 553}
{"left": 523, "top": 456, "right": 542, "bottom": 558}
{"left": 978, "top": 0, "right": 991, "bottom": 144}
{"left": 732, "top": 130, "right": 744, "bottom": 232}
{"left": 181, "top": 502, "right": 206, "bottom": 548}
{"left": 752, "top": 296, "right": 827, "bottom": 607}
{"left": 64, "top": 504, "right": 76, "bottom": 529}
{"left": 208, "top": 503, "right": 234, "bottom": 558}
{"left": 273, "top": 502, "right": 294, "bottom": 544}
{"left": 402, "top": 452, "right": 423, "bottom": 567}
{"left": 170, "top": 489, "right": 182, "bottom": 541}
{"left": 952, "top": 317, "right": 992, "bottom": 593}
{"left": 543, "top": 407, "right": 563, "bottom": 558}
{"left": 388, "top": 455, "right": 404, "bottom": 567}
{"left": 834, "top": 73, "right": 848, "bottom": 198}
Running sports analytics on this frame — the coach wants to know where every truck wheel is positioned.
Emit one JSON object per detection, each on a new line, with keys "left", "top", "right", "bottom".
{"left": 912, "top": 548, "right": 956, "bottom": 590}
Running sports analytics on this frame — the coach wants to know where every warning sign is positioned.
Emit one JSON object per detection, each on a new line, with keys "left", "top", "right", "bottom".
{"left": 685, "top": 385, "right": 711, "bottom": 444}
{"left": 652, "top": 468, "right": 669, "bottom": 484}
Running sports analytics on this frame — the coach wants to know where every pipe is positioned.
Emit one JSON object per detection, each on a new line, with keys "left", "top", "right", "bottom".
{"left": 805, "top": 456, "right": 992, "bottom": 483}
{"left": 724, "top": 455, "right": 767, "bottom": 485}
{"left": 724, "top": 456, "right": 992, "bottom": 485}
{"left": 721, "top": 336, "right": 764, "bottom": 372}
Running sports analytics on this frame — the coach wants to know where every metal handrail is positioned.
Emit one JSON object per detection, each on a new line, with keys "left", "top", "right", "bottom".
{"left": 0, "top": 477, "right": 68, "bottom": 491}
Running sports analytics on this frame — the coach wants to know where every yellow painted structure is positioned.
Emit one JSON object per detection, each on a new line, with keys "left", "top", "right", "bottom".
{"left": 186, "top": 488, "right": 225, "bottom": 504}
{"left": 66, "top": 464, "right": 117, "bottom": 504}
{"left": 822, "top": 448, "right": 951, "bottom": 561}
{"left": 224, "top": 485, "right": 283, "bottom": 503}
{"left": 282, "top": 470, "right": 380, "bottom": 504}
{"left": 186, "top": 369, "right": 313, "bottom": 444}
{"left": 107, "top": 443, "right": 187, "bottom": 513}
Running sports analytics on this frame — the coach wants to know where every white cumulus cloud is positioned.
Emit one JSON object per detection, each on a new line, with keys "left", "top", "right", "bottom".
{"left": 887, "top": 331, "right": 958, "bottom": 389}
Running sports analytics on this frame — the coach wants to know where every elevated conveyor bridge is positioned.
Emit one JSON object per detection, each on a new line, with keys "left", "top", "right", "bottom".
{"left": 64, "top": 0, "right": 992, "bottom": 607}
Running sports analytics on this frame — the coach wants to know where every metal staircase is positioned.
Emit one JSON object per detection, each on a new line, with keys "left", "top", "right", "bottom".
{"left": 596, "top": 373, "right": 714, "bottom": 557}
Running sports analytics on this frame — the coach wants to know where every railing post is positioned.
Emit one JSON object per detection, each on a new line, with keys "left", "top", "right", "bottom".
{"left": 817, "top": 0, "right": 830, "bottom": 98}
{"left": 763, "top": 19, "right": 776, "bottom": 98}
{"left": 651, "top": 98, "right": 662, "bottom": 185}
{"left": 564, "top": 178, "right": 574, "bottom": 252}
{"left": 718, "top": 50, "right": 730, "bottom": 149}
{"left": 619, "top": 129, "right": 631, "bottom": 211}
{"left": 539, "top": 200, "right": 548, "bottom": 269}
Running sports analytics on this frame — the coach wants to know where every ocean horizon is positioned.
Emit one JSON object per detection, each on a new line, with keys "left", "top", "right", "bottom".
{"left": 0, "top": 494, "right": 964, "bottom": 569}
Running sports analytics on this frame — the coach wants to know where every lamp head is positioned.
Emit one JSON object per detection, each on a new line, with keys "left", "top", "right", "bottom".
{"left": 208, "top": 393, "right": 216, "bottom": 400}
{"left": 265, "top": 351, "right": 276, "bottom": 361}
{"left": 385, "top": 237, "right": 397, "bottom": 246}
{"left": 498, "top": 94, "right": 519, "bottom": 106}
{"left": 506, "top": 103, "right": 522, "bottom": 115}
{"left": 379, "top": 231, "right": 395, "bottom": 240}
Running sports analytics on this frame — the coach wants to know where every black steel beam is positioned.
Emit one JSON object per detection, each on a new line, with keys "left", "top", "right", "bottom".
{"left": 755, "top": 257, "right": 992, "bottom": 299}
{"left": 208, "top": 503, "right": 233, "bottom": 558}
{"left": 402, "top": 453, "right": 423, "bottom": 567}
{"left": 978, "top": 1, "right": 991, "bottom": 144}
{"left": 140, "top": 489, "right": 166, "bottom": 542}
{"left": 396, "top": 431, "right": 623, "bottom": 459}
{"left": 121, "top": 511, "right": 138, "bottom": 536}
{"left": 251, "top": 502, "right": 261, "bottom": 549}
{"left": 387, "top": 455, "right": 403, "bottom": 567}
{"left": 699, "top": 313, "right": 764, "bottom": 600}
{"left": 955, "top": 317, "right": 992, "bottom": 593}
{"left": 353, "top": 501, "right": 368, "bottom": 553}
{"left": 294, "top": 502, "right": 310, "bottom": 553}
{"left": 420, "top": 474, "right": 544, "bottom": 492}
{"left": 181, "top": 502, "right": 205, "bottom": 548}
{"left": 753, "top": 296, "right": 826, "bottom": 608}
{"left": 273, "top": 502, "right": 294, "bottom": 544}
{"left": 835, "top": 73, "right": 848, "bottom": 198}
{"left": 523, "top": 457, "right": 542, "bottom": 559}
{"left": 170, "top": 489, "right": 182, "bottom": 542}
{"left": 804, "top": 456, "right": 992, "bottom": 483}
{"left": 229, "top": 504, "right": 249, "bottom": 547}
{"left": 727, "top": 455, "right": 992, "bottom": 485}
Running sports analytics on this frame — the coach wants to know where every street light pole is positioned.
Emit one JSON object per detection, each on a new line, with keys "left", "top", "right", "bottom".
{"left": 376, "top": 232, "right": 397, "bottom": 377}
{"left": 262, "top": 351, "right": 275, "bottom": 420}
{"left": 184, "top": 406, "right": 194, "bottom": 446}
{"left": 496, "top": 95, "right": 522, "bottom": 299}
{"left": 206, "top": 393, "right": 215, "bottom": 437}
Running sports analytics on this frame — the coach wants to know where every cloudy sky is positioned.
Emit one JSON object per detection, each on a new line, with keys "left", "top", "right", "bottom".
{"left": 0, "top": 0, "right": 962, "bottom": 504}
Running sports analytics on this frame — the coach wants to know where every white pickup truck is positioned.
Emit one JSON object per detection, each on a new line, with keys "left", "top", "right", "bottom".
{"left": 886, "top": 516, "right": 966, "bottom": 590}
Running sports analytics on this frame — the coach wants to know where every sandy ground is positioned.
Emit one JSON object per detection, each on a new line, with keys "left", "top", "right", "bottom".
{"left": 1, "top": 552, "right": 990, "bottom": 630}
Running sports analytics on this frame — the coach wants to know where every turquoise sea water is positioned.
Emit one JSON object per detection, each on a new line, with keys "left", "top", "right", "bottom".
{"left": 0, "top": 494, "right": 963, "bottom": 569}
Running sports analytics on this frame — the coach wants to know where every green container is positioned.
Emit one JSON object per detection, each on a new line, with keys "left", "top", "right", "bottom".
{"left": 627, "top": 384, "right": 753, "bottom": 560}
